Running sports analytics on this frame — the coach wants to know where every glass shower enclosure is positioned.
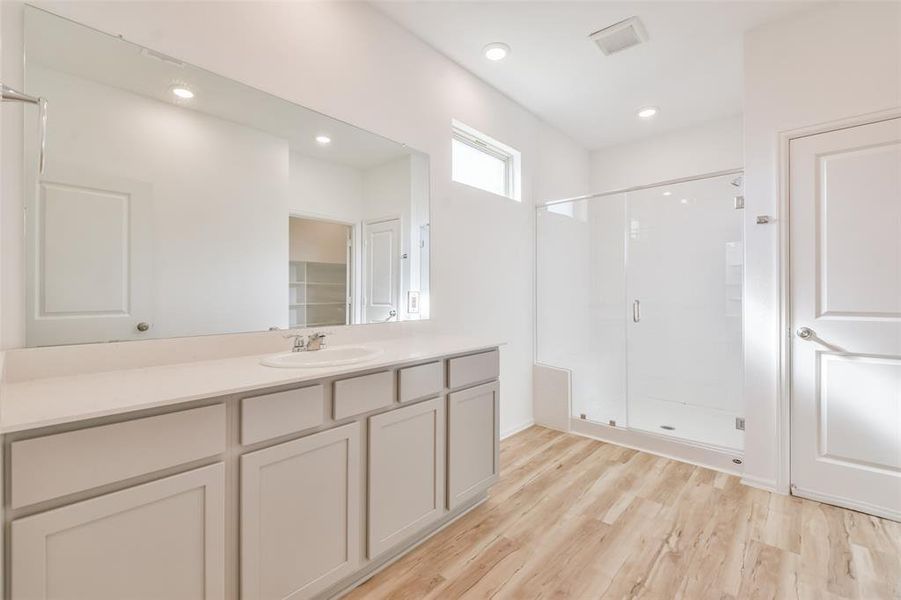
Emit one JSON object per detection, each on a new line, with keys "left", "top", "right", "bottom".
{"left": 536, "top": 171, "right": 744, "bottom": 452}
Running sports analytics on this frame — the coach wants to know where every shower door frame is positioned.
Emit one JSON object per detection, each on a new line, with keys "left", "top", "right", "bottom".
{"left": 535, "top": 167, "right": 746, "bottom": 475}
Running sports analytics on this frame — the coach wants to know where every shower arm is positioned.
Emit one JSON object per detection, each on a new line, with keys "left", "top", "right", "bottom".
{"left": 2, "top": 84, "right": 47, "bottom": 174}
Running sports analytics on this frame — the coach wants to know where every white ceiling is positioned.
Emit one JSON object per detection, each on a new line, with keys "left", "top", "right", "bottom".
{"left": 26, "top": 6, "right": 412, "bottom": 170}
{"left": 373, "top": 1, "right": 817, "bottom": 150}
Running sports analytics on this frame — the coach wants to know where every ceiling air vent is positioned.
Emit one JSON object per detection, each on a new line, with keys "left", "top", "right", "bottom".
{"left": 589, "top": 17, "right": 648, "bottom": 56}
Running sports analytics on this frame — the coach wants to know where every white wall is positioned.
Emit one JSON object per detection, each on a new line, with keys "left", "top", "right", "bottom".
{"left": 1, "top": 1, "right": 592, "bottom": 435}
{"left": 589, "top": 115, "right": 743, "bottom": 193}
{"left": 742, "top": 2, "right": 901, "bottom": 491}
{"left": 30, "top": 64, "right": 289, "bottom": 340}
{"left": 288, "top": 152, "right": 363, "bottom": 224}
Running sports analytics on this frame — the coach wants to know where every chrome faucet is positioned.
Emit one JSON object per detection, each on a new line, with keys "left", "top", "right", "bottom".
{"left": 306, "top": 332, "right": 328, "bottom": 351}
{"left": 282, "top": 331, "right": 328, "bottom": 352}
{"left": 283, "top": 332, "right": 307, "bottom": 353}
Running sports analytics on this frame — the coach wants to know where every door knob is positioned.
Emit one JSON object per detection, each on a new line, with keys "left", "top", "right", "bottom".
{"left": 796, "top": 327, "right": 814, "bottom": 340}
{"left": 136, "top": 322, "right": 151, "bottom": 332}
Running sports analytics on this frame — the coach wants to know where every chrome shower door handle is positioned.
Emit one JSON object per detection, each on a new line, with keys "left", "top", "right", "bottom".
{"left": 1, "top": 84, "right": 48, "bottom": 174}
{"left": 38, "top": 97, "right": 47, "bottom": 174}
{"left": 632, "top": 300, "right": 640, "bottom": 323}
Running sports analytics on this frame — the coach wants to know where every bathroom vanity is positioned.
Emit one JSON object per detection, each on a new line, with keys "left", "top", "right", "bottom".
{"left": 0, "top": 338, "right": 501, "bottom": 600}
{"left": 0, "top": 9, "right": 500, "bottom": 599}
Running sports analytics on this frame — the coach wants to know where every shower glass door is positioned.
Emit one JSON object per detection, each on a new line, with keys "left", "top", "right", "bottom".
{"left": 625, "top": 174, "right": 744, "bottom": 449}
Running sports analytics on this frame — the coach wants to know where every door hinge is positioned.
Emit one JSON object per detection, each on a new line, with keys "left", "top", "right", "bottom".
{"left": 735, "top": 417, "right": 746, "bottom": 431}
{"left": 734, "top": 195, "right": 745, "bottom": 209}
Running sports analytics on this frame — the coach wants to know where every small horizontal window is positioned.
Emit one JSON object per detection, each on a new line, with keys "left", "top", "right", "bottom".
{"left": 451, "top": 120, "right": 521, "bottom": 201}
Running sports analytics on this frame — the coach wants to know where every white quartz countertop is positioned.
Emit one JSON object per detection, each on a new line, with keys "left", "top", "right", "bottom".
{"left": 0, "top": 335, "right": 501, "bottom": 434}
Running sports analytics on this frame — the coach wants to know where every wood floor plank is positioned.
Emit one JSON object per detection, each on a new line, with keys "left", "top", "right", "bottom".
{"left": 348, "top": 426, "right": 901, "bottom": 600}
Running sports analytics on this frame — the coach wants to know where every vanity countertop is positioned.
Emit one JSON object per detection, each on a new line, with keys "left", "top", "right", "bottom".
{"left": 0, "top": 335, "right": 501, "bottom": 434}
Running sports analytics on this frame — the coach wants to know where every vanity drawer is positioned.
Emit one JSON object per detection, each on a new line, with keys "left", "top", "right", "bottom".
{"left": 333, "top": 371, "right": 394, "bottom": 420}
{"left": 10, "top": 404, "right": 226, "bottom": 509}
{"left": 447, "top": 349, "right": 499, "bottom": 390}
{"left": 398, "top": 361, "right": 443, "bottom": 403}
{"left": 241, "top": 385, "right": 324, "bottom": 445}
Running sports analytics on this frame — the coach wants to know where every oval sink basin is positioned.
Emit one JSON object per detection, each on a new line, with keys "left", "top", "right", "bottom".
{"left": 260, "top": 345, "right": 384, "bottom": 369}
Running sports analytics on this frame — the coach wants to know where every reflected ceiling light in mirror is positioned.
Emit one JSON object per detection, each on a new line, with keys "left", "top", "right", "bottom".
{"left": 483, "top": 42, "right": 510, "bottom": 61}
{"left": 315, "top": 135, "right": 332, "bottom": 145}
{"left": 637, "top": 106, "right": 658, "bottom": 119}
{"left": 169, "top": 85, "right": 194, "bottom": 100}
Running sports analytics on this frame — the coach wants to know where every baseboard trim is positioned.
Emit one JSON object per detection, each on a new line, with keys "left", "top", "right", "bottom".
{"left": 501, "top": 419, "right": 535, "bottom": 440}
{"left": 740, "top": 474, "right": 780, "bottom": 494}
{"left": 570, "top": 418, "right": 744, "bottom": 477}
{"left": 792, "top": 486, "right": 900, "bottom": 522}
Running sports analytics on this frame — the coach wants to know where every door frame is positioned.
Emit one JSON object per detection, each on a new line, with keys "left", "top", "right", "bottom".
{"left": 361, "top": 215, "right": 403, "bottom": 324}
{"left": 287, "top": 211, "right": 359, "bottom": 325}
{"left": 776, "top": 107, "right": 901, "bottom": 497}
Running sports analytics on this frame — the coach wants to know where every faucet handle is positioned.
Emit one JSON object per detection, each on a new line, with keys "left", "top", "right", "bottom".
{"left": 309, "top": 331, "right": 328, "bottom": 349}
{"left": 282, "top": 332, "right": 307, "bottom": 351}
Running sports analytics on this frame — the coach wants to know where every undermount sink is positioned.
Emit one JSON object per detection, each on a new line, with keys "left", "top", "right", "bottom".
{"left": 260, "top": 345, "right": 384, "bottom": 368}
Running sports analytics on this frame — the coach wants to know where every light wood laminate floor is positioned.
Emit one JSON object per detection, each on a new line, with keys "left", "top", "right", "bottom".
{"left": 346, "top": 426, "right": 901, "bottom": 600}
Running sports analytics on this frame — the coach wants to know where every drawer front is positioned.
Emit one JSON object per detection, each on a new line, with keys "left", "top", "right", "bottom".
{"left": 241, "top": 385, "right": 324, "bottom": 445}
{"left": 333, "top": 371, "right": 394, "bottom": 420}
{"left": 447, "top": 349, "right": 499, "bottom": 390}
{"left": 11, "top": 404, "right": 226, "bottom": 509}
{"left": 398, "top": 361, "right": 443, "bottom": 404}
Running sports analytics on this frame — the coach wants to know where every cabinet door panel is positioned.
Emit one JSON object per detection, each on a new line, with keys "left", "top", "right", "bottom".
{"left": 448, "top": 382, "right": 499, "bottom": 509}
{"left": 12, "top": 464, "right": 225, "bottom": 600}
{"left": 241, "top": 422, "right": 361, "bottom": 600}
{"left": 368, "top": 397, "right": 445, "bottom": 558}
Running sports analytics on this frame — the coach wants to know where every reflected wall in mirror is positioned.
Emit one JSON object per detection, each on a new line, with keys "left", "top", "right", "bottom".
{"left": 22, "top": 7, "right": 430, "bottom": 347}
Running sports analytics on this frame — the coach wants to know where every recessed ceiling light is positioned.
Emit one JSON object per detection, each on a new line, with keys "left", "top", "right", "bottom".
{"left": 170, "top": 85, "right": 194, "bottom": 99}
{"left": 637, "top": 106, "right": 658, "bottom": 119}
{"left": 315, "top": 135, "right": 331, "bottom": 145}
{"left": 483, "top": 42, "right": 510, "bottom": 61}
{"left": 662, "top": 191, "right": 672, "bottom": 196}
{"left": 680, "top": 198, "right": 689, "bottom": 205}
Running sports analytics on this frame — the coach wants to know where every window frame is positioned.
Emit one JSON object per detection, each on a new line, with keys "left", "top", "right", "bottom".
{"left": 451, "top": 120, "right": 521, "bottom": 201}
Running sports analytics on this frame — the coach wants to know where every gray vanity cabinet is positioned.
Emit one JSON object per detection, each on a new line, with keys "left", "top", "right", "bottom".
{"left": 367, "top": 397, "right": 445, "bottom": 558}
{"left": 3, "top": 346, "right": 500, "bottom": 600}
{"left": 448, "top": 381, "right": 500, "bottom": 509}
{"left": 240, "top": 422, "right": 362, "bottom": 600}
{"left": 11, "top": 464, "right": 226, "bottom": 600}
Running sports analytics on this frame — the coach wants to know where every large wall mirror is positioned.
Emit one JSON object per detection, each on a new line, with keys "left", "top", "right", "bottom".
{"left": 22, "top": 7, "right": 430, "bottom": 347}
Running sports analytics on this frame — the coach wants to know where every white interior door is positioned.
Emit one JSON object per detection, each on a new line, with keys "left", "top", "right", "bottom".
{"left": 363, "top": 218, "right": 400, "bottom": 323}
{"left": 26, "top": 168, "right": 153, "bottom": 346}
{"left": 790, "top": 117, "right": 901, "bottom": 521}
